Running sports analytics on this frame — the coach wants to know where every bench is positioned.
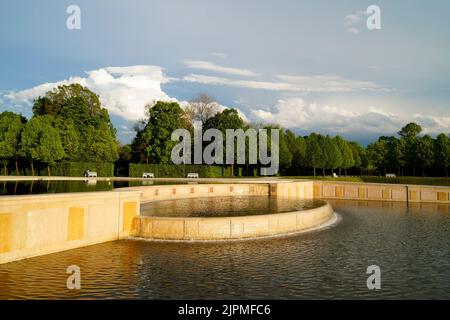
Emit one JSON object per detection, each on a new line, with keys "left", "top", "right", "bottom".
{"left": 84, "top": 170, "right": 97, "bottom": 178}
{"left": 187, "top": 173, "right": 199, "bottom": 179}
{"left": 142, "top": 172, "right": 154, "bottom": 178}
{"left": 385, "top": 173, "right": 396, "bottom": 178}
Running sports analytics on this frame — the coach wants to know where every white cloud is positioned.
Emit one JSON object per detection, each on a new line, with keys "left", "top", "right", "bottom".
{"left": 249, "top": 98, "right": 446, "bottom": 137}
{"left": 4, "top": 65, "right": 177, "bottom": 121}
{"left": 184, "top": 73, "right": 391, "bottom": 93}
{"left": 184, "top": 60, "right": 259, "bottom": 77}
{"left": 2, "top": 65, "right": 250, "bottom": 125}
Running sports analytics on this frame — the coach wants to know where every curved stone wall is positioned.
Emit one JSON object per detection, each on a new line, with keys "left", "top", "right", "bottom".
{"left": 133, "top": 200, "right": 334, "bottom": 241}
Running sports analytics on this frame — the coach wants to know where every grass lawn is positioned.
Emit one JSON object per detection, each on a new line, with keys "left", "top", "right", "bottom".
{"left": 281, "top": 176, "right": 450, "bottom": 187}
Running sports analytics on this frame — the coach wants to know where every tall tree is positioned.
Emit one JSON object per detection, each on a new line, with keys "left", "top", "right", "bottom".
{"left": 415, "top": 135, "right": 435, "bottom": 176}
{"left": 306, "top": 133, "right": 325, "bottom": 177}
{"left": 20, "top": 116, "right": 65, "bottom": 176}
{"left": 367, "top": 137, "right": 389, "bottom": 176}
{"left": 0, "top": 111, "right": 26, "bottom": 175}
{"left": 434, "top": 133, "right": 450, "bottom": 177}
{"left": 32, "top": 84, "right": 118, "bottom": 163}
{"left": 336, "top": 136, "right": 354, "bottom": 176}
{"left": 185, "top": 94, "right": 220, "bottom": 125}
{"left": 136, "top": 101, "right": 190, "bottom": 164}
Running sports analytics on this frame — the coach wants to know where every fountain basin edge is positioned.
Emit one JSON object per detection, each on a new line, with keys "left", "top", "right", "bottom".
{"left": 132, "top": 200, "right": 335, "bottom": 241}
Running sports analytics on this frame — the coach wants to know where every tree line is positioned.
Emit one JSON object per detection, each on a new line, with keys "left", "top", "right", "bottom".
{"left": 0, "top": 84, "right": 118, "bottom": 175}
{"left": 1, "top": 85, "right": 450, "bottom": 177}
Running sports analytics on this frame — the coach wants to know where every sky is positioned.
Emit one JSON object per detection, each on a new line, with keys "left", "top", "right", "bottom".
{"left": 0, "top": 0, "right": 449, "bottom": 145}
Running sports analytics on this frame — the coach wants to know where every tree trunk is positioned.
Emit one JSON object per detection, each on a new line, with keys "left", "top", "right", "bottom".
{"left": 47, "top": 164, "right": 51, "bottom": 177}
{"left": 15, "top": 159, "right": 19, "bottom": 176}
{"left": 3, "top": 163, "right": 7, "bottom": 176}
{"left": 313, "top": 167, "right": 316, "bottom": 177}
{"left": 413, "top": 167, "right": 416, "bottom": 177}
{"left": 322, "top": 168, "right": 325, "bottom": 177}
{"left": 31, "top": 162, "right": 35, "bottom": 176}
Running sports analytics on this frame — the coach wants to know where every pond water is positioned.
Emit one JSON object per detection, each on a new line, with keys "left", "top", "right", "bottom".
{"left": 0, "top": 180, "right": 192, "bottom": 196}
{"left": 1, "top": 199, "right": 450, "bottom": 299}
{"left": 141, "top": 196, "right": 326, "bottom": 217}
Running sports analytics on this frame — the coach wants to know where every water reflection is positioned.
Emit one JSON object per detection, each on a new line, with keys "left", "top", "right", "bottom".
{"left": 1, "top": 199, "right": 450, "bottom": 299}
{"left": 0, "top": 180, "right": 188, "bottom": 196}
{"left": 141, "top": 196, "right": 326, "bottom": 217}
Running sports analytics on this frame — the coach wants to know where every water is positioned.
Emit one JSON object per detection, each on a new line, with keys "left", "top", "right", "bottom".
{"left": 1, "top": 199, "right": 450, "bottom": 299}
{"left": 0, "top": 180, "right": 192, "bottom": 196}
{"left": 141, "top": 196, "right": 326, "bottom": 217}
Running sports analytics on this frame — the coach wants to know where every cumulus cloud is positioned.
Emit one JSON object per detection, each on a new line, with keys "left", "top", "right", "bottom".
{"left": 249, "top": 98, "right": 450, "bottom": 137}
{"left": 184, "top": 60, "right": 259, "bottom": 77}
{"left": 1, "top": 65, "right": 250, "bottom": 126}
{"left": 184, "top": 73, "right": 391, "bottom": 92}
{"left": 3, "top": 65, "right": 177, "bottom": 121}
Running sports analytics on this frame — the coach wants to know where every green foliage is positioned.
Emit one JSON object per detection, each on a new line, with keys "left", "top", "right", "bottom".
{"left": 32, "top": 84, "right": 118, "bottom": 162}
{"left": 434, "top": 134, "right": 450, "bottom": 176}
{"left": 335, "top": 136, "right": 354, "bottom": 173}
{"left": 415, "top": 135, "right": 435, "bottom": 174}
{"left": 20, "top": 116, "right": 65, "bottom": 164}
{"left": 398, "top": 122, "right": 422, "bottom": 138}
{"left": 324, "top": 136, "right": 342, "bottom": 172}
{"left": 305, "top": 133, "right": 323, "bottom": 175}
{"left": 204, "top": 108, "right": 244, "bottom": 132}
{"left": 132, "top": 101, "right": 190, "bottom": 164}
{"left": 0, "top": 112, "right": 25, "bottom": 172}
{"left": 129, "top": 164, "right": 231, "bottom": 178}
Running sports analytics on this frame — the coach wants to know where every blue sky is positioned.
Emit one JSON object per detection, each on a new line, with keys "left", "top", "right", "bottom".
{"left": 1, "top": 0, "right": 449, "bottom": 144}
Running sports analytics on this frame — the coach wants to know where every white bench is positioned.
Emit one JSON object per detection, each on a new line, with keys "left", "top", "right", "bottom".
{"left": 332, "top": 172, "right": 339, "bottom": 178}
{"left": 142, "top": 172, "right": 154, "bottom": 178}
{"left": 84, "top": 170, "right": 97, "bottom": 178}
{"left": 187, "top": 173, "right": 199, "bottom": 179}
{"left": 385, "top": 173, "right": 396, "bottom": 178}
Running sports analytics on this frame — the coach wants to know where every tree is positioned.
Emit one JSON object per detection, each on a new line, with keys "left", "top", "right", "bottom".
{"left": 336, "top": 136, "right": 354, "bottom": 176}
{"left": 398, "top": 122, "right": 422, "bottom": 176}
{"left": 398, "top": 122, "right": 422, "bottom": 138}
{"left": 415, "top": 135, "right": 435, "bottom": 176}
{"left": 306, "top": 133, "right": 324, "bottom": 177}
{"left": 55, "top": 118, "right": 80, "bottom": 161}
{"left": 349, "top": 141, "right": 366, "bottom": 176}
{"left": 134, "top": 101, "right": 190, "bottom": 164}
{"left": 386, "top": 136, "right": 406, "bottom": 175}
{"left": 366, "top": 137, "right": 389, "bottom": 176}
{"left": 0, "top": 111, "right": 26, "bottom": 175}
{"left": 284, "top": 130, "right": 306, "bottom": 175}
{"left": 32, "top": 84, "right": 118, "bottom": 163}
{"left": 204, "top": 108, "right": 247, "bottom": 174}
{"left": 33, "top": 83, "right": 102, "bottom": 117}
{"left": 20, "top": 116, "right": 65, "bottom": 176}
{"left": 185, "top": 94, "right": 220, "bottom": 124}
{"left": 434, "top": 133, "right": 450, "bottom": 177}
{"left": 278, "top": 130, "right": 293, "bottom": 174}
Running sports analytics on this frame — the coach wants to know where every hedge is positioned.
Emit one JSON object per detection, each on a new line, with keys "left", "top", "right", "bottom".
{"left": 0, "top": 161, "right": 114, "bottom": 177}
{"left": 129, "top": 164, "right": 233, "bottom": 178}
